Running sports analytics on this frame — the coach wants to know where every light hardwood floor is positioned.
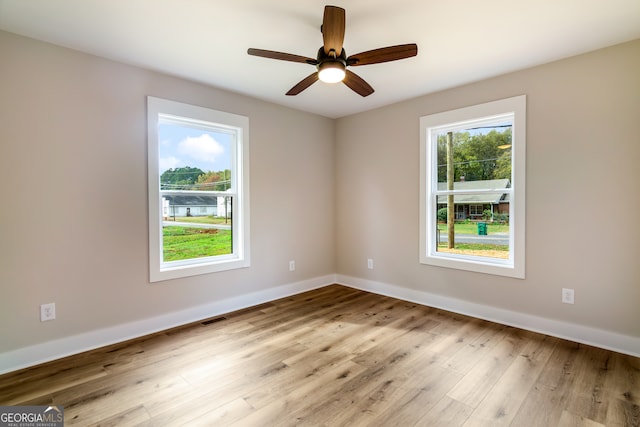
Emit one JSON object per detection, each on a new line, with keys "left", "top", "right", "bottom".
{"left": 1, "top": 285, "right": 638, "bottom": 426}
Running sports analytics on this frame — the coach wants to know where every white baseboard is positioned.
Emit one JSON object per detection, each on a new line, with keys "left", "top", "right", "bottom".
{"left": 336, "top": 274, "right": 640, "bottom": 358}
{"left": 3, "top": 273, "right": 637, "bottom": 375}
{"left": 0, "top": 275, "right": 335, "bottom": 375}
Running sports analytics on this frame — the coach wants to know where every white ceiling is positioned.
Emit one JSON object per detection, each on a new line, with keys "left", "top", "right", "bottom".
{"left": 1, "top": 0, "right": 639, "bottom": 118}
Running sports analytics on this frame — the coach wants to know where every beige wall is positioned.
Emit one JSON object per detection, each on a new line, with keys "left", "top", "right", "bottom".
{"left": 0, "top": 31, "right": 335, "bottom": 354}
{"left": 1, "top": 29, "right": 639, "bottom": 369}
{"left": 335, "top": 39, "right": 640, "bottom": 338}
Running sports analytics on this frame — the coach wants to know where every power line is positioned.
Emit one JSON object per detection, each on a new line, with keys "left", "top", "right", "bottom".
{"left": 437, "top": 157, "right": 505, "bottom": 168}
{"left": 466, "top": 124, "right": 512, "bottom": 131}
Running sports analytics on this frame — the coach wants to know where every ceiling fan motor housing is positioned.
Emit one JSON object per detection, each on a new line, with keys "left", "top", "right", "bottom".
{"left": 317, "top": 47, "right": 347, "bottom": 68}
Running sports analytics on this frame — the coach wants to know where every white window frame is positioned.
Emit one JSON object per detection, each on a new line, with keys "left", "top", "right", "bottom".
{"left": 469, "top": 204, "right": 484, "bottom": 218}
{"left": 147, "top": 97, "right": 250, "bottom": 282}
{"left": 419, "top": 95, "right": 525, "bottom": 278}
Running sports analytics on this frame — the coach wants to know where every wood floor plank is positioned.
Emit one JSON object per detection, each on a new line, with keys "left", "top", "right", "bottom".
{"left": 422, "top": 316, "right": 497, "bottom": 361}
{"left": 510, "top": 339, "right": 583, "bottom": 427}
{"left": 58, "top": 370, "right": 190, "bottom": 425}
{"left": 1, "top": 284, "right": 638, "bottom": 426}
{"left": 446, "top": 327, "right": 531, "bottom": 408}
{"left": 291, "top": 327, "right": 454, "bottom": 425}
{"left": 0, "top": 361, "right": 108, "bottom": 405}
{"left": 462, "top": 334, "right": 558, "bottom": 426}
{"left": 84, "top": 404, "right": 151, "bottom": 427}
{"left": 564, "top": 346, "right": 616, "bottom": 424}
{"left": 243, "top": 355, "right": 366, "bottom": 411}
{"left": 604, "top": 351, "right": 640, "bottom": 406}
{"left": 371, "top": 365, "right": 465, "bottom": 426}
{"left": 442, "top": 321, "right": 509, "bottom": 374}
{"left": 557, "top": 409, "right": 605, "bottom": 426}
{"left": 414, "top": 395, "right": 475, "bottom": 426}
{"left": 605, "top": 397, "right": 640, "bottom": 427}
{"left": 162, "top": 397, "right": 254, "bottom": 427}
{"left": 228, "top": 360, "right": 367, "bottom": 426}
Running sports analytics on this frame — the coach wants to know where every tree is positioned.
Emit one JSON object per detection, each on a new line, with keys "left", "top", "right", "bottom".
{"left": 195, "top": 171, "right": 220, "bottom": 190}
{"left": 161, "top": 166, "right": 205, "bottom": 189}
{"left": 437, "top": 128, "right": 511, "bottom": 182}
{"left": 493, "top": 129, "right": 512, "bottom": 180}
{"left": 196, "top": 169, "right": 231, "bottom": 191}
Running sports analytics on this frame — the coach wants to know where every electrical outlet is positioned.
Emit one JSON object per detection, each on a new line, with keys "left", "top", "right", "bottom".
{"left": 562, "top": 288, "right": 575, "bottom": 304}
{"left": 40, "top": 303, "right": 56, "bottom": 321}
{"left": 367, "top": 258, "right": 374, "bottom": 269}
{"left": 289, "top": 260, "right": 295, "bottom": 271}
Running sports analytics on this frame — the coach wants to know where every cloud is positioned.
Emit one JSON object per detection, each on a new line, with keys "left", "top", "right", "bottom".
{"left": 159, "top": 155, "right": 181, "bottom": 172}
{"left": 178, "top": 134, "right": 225, "bottom": 163}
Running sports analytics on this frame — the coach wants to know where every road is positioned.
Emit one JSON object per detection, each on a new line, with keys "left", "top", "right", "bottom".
{"left": 438, "top": 232, "right": 509, "bottom": 246}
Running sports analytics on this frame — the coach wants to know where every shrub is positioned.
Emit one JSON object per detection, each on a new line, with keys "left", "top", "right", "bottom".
{"left": 494, "top": 212, "right": 509, "bottom": 224}
{"left": 437, "top": 208, "right": 448, "bottom": 222}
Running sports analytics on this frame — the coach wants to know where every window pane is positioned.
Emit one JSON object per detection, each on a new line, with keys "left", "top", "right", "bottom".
{"left": 434, "top": 204, "right": 510, "bottom": 260}
{"left": 148, "top": 96, "right": 250, "bottom": 282}
{"left": 432, "top": 124, "right": 512, "bottom": 260}
{"left": 158, "top": 123, "right": 233, "bottom": 264}
{"left": 159, "top": 122, "right": 232, "bottom": 190}
{"left": 436, "top": 125, "right": 512, "bottom": 186}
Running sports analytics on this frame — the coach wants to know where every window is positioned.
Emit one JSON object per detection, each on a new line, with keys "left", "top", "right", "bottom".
{"left": 147, "top": 97, "right": 250, "bottom": 282}
{"left": 469, "top": 204, "right": 484, "bottom": 218}
{"left": 420, "top": 95, "right": 525, "bottom": 278}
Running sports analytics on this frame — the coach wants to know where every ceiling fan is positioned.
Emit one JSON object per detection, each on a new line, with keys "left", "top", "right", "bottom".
{"left": 247, "top": 5, "right": 418, "bottom": 97}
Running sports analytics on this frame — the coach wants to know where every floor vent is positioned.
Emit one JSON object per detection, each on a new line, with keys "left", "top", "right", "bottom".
{"left": 201, "top": 316, "right": 227, "bottom": 326}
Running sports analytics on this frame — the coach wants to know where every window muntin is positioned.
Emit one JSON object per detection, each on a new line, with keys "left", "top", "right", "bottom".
{"left": 420, "top": 96, "right": 525, "bottom": 278}
{"left": 469, "top": 204, "right": 484, "bottom": 218}
{"left": 147, "top": 97, "right": 250, "bottom": 282}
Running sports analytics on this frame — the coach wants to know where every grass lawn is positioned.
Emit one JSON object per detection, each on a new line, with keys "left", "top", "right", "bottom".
{"left": 437, "top": 222, "right": 509, "bottom": 234}
{"left": 163, "top": 220, "right": 508, "bottom": 262}
{"left": 437, "top": 222, "right": 509, "bottom": 258}
{"left": 163, "top": 226, "right": 231, "bottom": 262}
{"left": 165, "top": 215, "right": 231, "bottom": 225}
{"left": 437, "top": 242, "right": 509, "bottom": 259}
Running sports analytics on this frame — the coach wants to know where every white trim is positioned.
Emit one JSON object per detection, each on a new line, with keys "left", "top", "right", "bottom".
{"left": 335, "top": 274, "right": 640, "bottom": 358}
{"left": 420, "top": 95, "right": 526, "bottom": 279}
{"left": 147, "top": 96, "right": 251, "bottom": 282}
{"left": 0, "top": 275, "right": 335, "bottom": 375}
{"left": 3, "top": 275, "right": 638, "bottom": 374}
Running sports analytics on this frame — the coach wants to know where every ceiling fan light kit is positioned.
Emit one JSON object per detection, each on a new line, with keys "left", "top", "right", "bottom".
{"left": 248, "top": 5, "right": 418, "bottom": 96}
{"left": 317, "top": 46, "right": 347, "bottom": 83}
{"left": 318, "top": 62, "right": 346, "bottom": 83}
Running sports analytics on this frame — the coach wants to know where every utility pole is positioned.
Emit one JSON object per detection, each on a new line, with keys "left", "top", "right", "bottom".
{"left": 447, "top": 131, "right": 455, "bottom": 248}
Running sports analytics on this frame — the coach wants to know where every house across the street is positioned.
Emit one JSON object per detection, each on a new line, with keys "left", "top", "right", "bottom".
{"left": 161, "top": 193, "right": 231, "bottom": 219}
{"left": 436, "top": 178, "right": 510, "bottom": 220}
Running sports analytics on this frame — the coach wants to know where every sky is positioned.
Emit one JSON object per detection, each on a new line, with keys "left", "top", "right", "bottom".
{"left": 158, "top": 122, "right": 232, "bottom": 174}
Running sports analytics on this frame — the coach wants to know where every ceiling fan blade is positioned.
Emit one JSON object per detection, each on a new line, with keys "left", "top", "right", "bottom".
{"left": 286, "top": 72, "right": 320, "bottom": 96}
{"left": 347, "top": 44, "right": 418, "bottom": 66}
{"left": 343, "top": 70, "right": 374, "bottom": 97}
{"left": 247, "top": 48, "right": 317, "bottom": 65}
{"left": 322, "top": 6, "right": 345, "bottom": 56}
